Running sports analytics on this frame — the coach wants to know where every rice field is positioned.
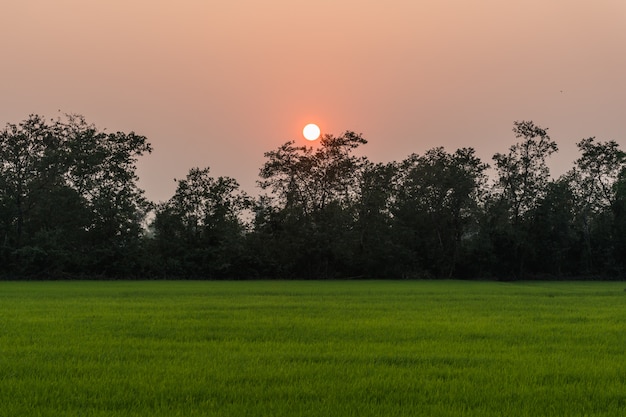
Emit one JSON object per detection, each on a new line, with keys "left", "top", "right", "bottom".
{"left": 0, "top": 280, "right": 625, "bottom": 416}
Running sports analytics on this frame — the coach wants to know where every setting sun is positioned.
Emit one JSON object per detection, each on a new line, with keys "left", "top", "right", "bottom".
{"left": 303, "top": 123, "right": 321, "bottom": 141}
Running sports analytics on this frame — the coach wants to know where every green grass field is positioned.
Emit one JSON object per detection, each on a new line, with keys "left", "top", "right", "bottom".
{"left": 1, "top": 280, "right": 625, "bottom": 416}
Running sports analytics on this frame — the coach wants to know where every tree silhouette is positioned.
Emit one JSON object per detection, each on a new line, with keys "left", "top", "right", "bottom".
{"left": 151, "top": 167, "right": 251, "bottom": 278}
{"left": 393, "top": 147, "right": 488, "bottom": 278}
{"left": 255, "top": 131, "right": 368, "bottom": 278}
{"left": 0, "top": 114, "right": 151, "bottom": 277}
{"left": 2, "top": 115, "right": 626, "bottom": 280}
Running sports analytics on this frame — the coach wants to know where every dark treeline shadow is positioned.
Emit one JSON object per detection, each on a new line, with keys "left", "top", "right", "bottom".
{"left": 2, "top": 115, "right": 625, "bottom": 280}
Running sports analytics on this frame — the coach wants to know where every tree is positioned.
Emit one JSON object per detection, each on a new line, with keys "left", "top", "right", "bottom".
{"left": 258, "top": 132, "right": 367, "bottom": 216}
{"left": 64, "top": 115, "right": 152, "bottom": 275}
{"left": 255, "top": 131, "right": 368, "bottom": 278}
{"left": 525, "top": 178, "right": 577, "bottom": 276}
{"left": 611, "top": 170, "right": 626, "bottom": 273}
{"left": 151, "top": 167, "right": 251, "bottom": 278}
{"left": 352, "top": 161, "right": 400, "bottom": 277}
{"left": 567, "top": 137, "right": 626, "bottom": 273}
{"left": 392, "top": 147, "right": 488, "bottom": 278}
{"left": 569, "top": 138, "right": 626, "bottom": 213}
{"left": 488, "top": 121, "right": 558, "bottom": 278}
{"left": 492, "top": 121, "right": 558, "bottom": 222}
{"left": 0, "top": 115, "right": 64, "bottom": 250}
{"left": 0, "top": 114, "right": 152, "bottom": 277}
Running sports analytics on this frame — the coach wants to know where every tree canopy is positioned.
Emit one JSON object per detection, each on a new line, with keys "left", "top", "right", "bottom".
{"left": 0, "top": 114, "right": 151, "bottom": 277}
{"left": 1, "top": 115, "right": 624, "bottom": 279}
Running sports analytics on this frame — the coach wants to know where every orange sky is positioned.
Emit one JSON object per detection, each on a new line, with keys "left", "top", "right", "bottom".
{"left": 2, "top": 1, "right": 625, "bottom": 202}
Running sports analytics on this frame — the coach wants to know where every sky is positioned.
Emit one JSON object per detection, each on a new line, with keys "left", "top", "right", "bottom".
{"left": 2, "top": 0, "right": 625, "bottom": 203}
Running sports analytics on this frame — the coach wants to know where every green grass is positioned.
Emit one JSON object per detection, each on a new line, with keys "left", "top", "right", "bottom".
{"left": 1, "top": 280, "right": 625, "bottom": 416}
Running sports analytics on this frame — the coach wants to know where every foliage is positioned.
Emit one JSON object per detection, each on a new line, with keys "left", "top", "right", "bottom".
{"left": 565, "top": 138, "right": 626, "bottom": 273}
{"left": 351, "top": 161, "right": 400, "bottom": 277}
{"left": 0, "top": 114, "right": 151, "bottom": 277}
{"left": 492, "top": 120, "right": 558, "bottom": 221}
{"left": 569, "top": 137, "right": 626, "bottom": 214}
{"left": 258, "top": 131, "right": 367, "bottom": 215}
{"left": 150, "top": 167, "right": 251, "bottom": 278}
{"left": 487, "top": 121, "right": 559, "bottom": 278}
{"left": 2, "top": 114, "right": 626, "bottom": 279}
{"left": 254, "top": 132, "right": 368, "bottom": 278}
{"left": 392, "top": 147, "right": 488, "bottom": 278}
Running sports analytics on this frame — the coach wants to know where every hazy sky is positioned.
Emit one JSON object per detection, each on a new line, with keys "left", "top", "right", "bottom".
{"left": 2, "top": 1, "right": 625, "bottom": 202}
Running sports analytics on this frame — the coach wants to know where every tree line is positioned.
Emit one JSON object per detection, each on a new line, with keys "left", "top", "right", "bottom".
{"left": 1, "top": 114, "right": 625, "bottom": 279}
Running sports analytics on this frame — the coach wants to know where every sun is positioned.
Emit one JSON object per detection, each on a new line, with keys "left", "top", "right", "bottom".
{"left": 303, "top": 123, "right": 321, "bottom": 141}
